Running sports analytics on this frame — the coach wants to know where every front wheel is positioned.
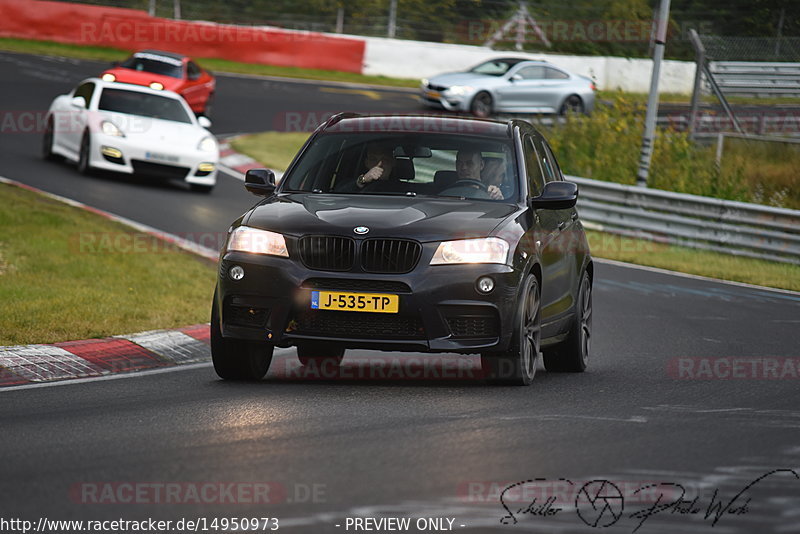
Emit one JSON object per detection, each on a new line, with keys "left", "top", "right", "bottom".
{"left": 42, "top": 118, "right": 61, "bottom": 161}
{"left": 76, "top": 131, "right": 93, "bottom": 175}
{"left": 482, "top": 274, "right": 541, "bottom": 385}
{"left": 211, "top": 298, "right": 273, "bottom": 380}
{"left": 543, "top": 271, "right": 591, "bottom": 372}
{"left": 470, "top": 92, "right": 493, "bottom": 118}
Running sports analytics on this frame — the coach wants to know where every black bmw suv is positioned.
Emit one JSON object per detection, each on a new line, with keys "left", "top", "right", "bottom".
{"left": 211, "top": 113, "right": 592, "bottom": 385}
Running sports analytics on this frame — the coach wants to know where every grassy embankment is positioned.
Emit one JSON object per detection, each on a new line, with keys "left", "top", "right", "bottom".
{"left": 0, "top": 184, "right": 217, "bottom": 345}
{"left": 231, "top": 130, "right": 800, "bottom": 291}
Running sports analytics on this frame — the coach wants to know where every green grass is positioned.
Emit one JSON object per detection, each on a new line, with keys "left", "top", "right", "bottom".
{"left": 585, "top": 230, "right": 800, "bottom": 291}
{"left": 230, "top": 132, "right": 310, "bottom": 171}
{"left": 0, "top": 183, "right": 217, "bottom": 345}
{"left": 230, "top": 131, "right": 799, "bottom": 291}
{"left": 0, "top": 37, "right": 420, "bottom": 88}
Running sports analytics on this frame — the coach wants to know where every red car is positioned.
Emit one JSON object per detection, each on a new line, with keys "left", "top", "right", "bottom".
{"left": 101, "top": 50, "right": 215, "bottom": 115}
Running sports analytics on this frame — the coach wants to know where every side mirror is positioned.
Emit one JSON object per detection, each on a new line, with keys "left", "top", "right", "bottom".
{"left": 245, "top": 168, "right": 277, "bottom": 197}
{"left": 70, "top": 96, "right": 86, "bottom": 108}
{"left": 529, "top": 181, "right": 578, "bottom": 210}
{"left": 197, "top": 116, "right": 212, "bottom": 128}
{"left": 510, "top": 73, "right": 523, "bottom": 82}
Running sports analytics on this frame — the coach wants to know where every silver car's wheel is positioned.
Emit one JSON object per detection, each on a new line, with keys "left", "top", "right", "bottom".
{"left": 559, "top": 94, "right": 584, "bottom": 115}
{"left": 470, "top": 92, "right": 493, "bottom": 118}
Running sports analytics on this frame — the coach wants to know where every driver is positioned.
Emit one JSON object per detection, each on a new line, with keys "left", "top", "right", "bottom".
{"left": 456, "top": 149, "right": 503, "bottom": 200}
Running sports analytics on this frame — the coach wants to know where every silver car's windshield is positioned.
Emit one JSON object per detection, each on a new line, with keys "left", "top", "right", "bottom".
{"left": 281, "top": 132, "right": 519, "bottom": 202}
{"left": 469, "top": 59, "right": 524, "bottom": 76}
{"left": 98, "top": 88, "right": 192, "bottom": 124}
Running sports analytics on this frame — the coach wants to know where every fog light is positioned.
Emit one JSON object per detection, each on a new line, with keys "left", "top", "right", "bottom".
{"left": 477, "top": 276, "right": 495, "bottom": 294}
{"left": 229, "top": 265, "right": 244, "bottom": 281}
{"left": 198, "top": 162, "right": 215, "bottom": 172}
{"left": 101, "top": 73, "right": 116, "bottom": 82}
{"left": 149, "top": 82, "right": 164, "bottom": 90}
{"left": 101, "top": 146, "right": 122, "bottom": 159}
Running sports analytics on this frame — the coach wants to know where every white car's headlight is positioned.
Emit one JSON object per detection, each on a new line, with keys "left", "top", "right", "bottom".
{"left": 198, "top": 136, "right": 216, "bottom": 152}
{"left": 227, "top": 226, "right": 288, "bottom": 257}
{"left": 430, "top": 237, "right": 509, "bottom": 265}
{"left": 447, "top": 85, "right": 473, "bottom": 96}
{"left": 101, "top": 120, "right": 124, "bottom": 137}
{"left": 420, "top": 78, "right": 429, "bottom": 87}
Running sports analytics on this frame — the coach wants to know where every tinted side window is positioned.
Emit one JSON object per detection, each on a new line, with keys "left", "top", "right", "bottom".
{"left": 545, "top": 68, "right": 569, "bottom": 80}
{"left": 534, "top": 138, "right": 557, "bottom": 183}
{"left": 542, "top": 141, "right": 564, "bottom": 181}
{"left": 187, "top": 61, "right": 201, "bottom": 80}
{"left": 523, "top": 136, "right": 545, "bottom": 197}
{"left": 517, "top": 66, "right": 545, "bottom": 80}
{"left": 73, "top": 82, "right": 95, "bottom": 108}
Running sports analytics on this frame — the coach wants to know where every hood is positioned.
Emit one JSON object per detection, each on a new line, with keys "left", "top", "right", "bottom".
{"left": 103, "top": 68, "right": 184, "bottom": 92}
{"left": 97, "top": 111, "right": 209, "bottom": 150}
{"left": 244, "top": 194, "right": 519, "bottom": 243}
{"left": 428, "top": 72, "right": 500, "bottom": 88}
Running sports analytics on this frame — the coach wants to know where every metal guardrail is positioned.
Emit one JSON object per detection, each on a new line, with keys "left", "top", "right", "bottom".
{"left": 567, "top": 175, "right": 800, "bottom": 265}
{"left": 708, "top": 61, "right": 800, "bottom": 98}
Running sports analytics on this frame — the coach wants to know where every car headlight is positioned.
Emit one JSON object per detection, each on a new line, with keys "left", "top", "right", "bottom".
{"left": 101, "top": 120, "right": 124, "bottom": 137}
{"left": 420, "top": 78, "right": 429, "bottom": 87}
{"left": 227, "top": 226, "right": 288, "bottom": 257}
{"left": 430, "top": 237, "right": 509, "bottom": 265}
{"left": 447, "top": 85, "right": 473, "bottom": 96}
{"left": 198, "top": 136, "right": 217, "bottom": 152}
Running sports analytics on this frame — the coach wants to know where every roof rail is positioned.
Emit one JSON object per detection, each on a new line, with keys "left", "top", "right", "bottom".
{"left": 322, "top": 112, "right": 362, "bottom": 130}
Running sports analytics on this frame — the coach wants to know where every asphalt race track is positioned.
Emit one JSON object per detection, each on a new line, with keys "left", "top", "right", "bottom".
{"left": 1, "top": 51, "right": 799, "bottom": 533}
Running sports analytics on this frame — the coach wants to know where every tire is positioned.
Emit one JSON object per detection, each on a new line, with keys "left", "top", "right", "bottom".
{"left": 544, "top": 271, "right": 592, "bottom": 372}
{"left": 470, "top": 91, "right": 493, "bottom": 118}
{"left": 76, "top": 131, "right": 93, "bottom": 175}
{"left": 481, "top": 274, "right": 541, "bottom": 386}
{"left": 297, "top": 342, "right": 345, "bottom": 368}
{"left": 42, "top": 118, "right": 61, "bottom": 161}
{"left": 211, "top": 296, "right": 273, "bottom": 380}
{"left": 190, "top": 184, "right": 214, "bottom": 194}
{"left": 559, "top": 94, "right": 584, "bottom": 115}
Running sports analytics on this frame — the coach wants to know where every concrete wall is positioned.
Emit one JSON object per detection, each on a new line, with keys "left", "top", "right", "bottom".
{"left": 362, "top": 36, "right": 696, "bottom": 94}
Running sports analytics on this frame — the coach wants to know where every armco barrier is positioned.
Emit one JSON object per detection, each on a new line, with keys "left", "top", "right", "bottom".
{"left": 0, "top": 0, "right": 365, "bottom": 73}
{"left": 569, "top": 176, "right": 800, "bottom": 265}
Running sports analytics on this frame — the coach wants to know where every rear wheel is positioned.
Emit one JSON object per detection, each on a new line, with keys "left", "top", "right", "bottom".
{"left": 297, "top": 342, "right": 345, "bottom": 368}
{"left": 559, "top": 94, "right": 584, "bottom": 115}
{"left": 470, "top": 91, "right": 493, "bottom": 118}
{"left": 211, "top": 297, "right": 273, "bottom": 380}
{"left": 76, "top": 131, "right": 93, "bottom": 175}
{"left": 544, "top": 271, "right": 591, "bottom": 372}
{"left": 482, "top": 275, "right": 541, "bottom": 385}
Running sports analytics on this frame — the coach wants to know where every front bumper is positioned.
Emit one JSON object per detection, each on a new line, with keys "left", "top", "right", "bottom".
{"left": 88, "top": 132, "right": 218, "bottom": 185}
{"left": 215, "top": 249, "right": 524, "bottom": 354}
{"left": 419, "top": 89, "right": 470, "bottom": 112}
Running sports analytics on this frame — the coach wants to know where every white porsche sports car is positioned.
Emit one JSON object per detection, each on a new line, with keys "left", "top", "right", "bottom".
{"left": 42, "top": 78, "right": 218, "bottom": 193}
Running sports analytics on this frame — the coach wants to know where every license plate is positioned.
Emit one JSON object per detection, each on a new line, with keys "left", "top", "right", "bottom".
{"left": 145, "top": 151, "right": 179, "bottom": 163}
{"left": 311, "top": 291, "right": 399, "bottom": 313}
{"left": 425, "top": 90, "right": 440, "bottom": 99}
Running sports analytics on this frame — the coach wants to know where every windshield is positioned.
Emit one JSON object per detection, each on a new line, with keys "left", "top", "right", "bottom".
{"left": 468, "top": 59, "right": 523, "bottom": 76}
{"left": 120, "top": 54, "right": 184, "bottom": 78}
{"left": 98, "top": 88, "right": 192, "bottom": 124}
{"left": 281, "top": 132, "right": 519, "bottom": 202}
